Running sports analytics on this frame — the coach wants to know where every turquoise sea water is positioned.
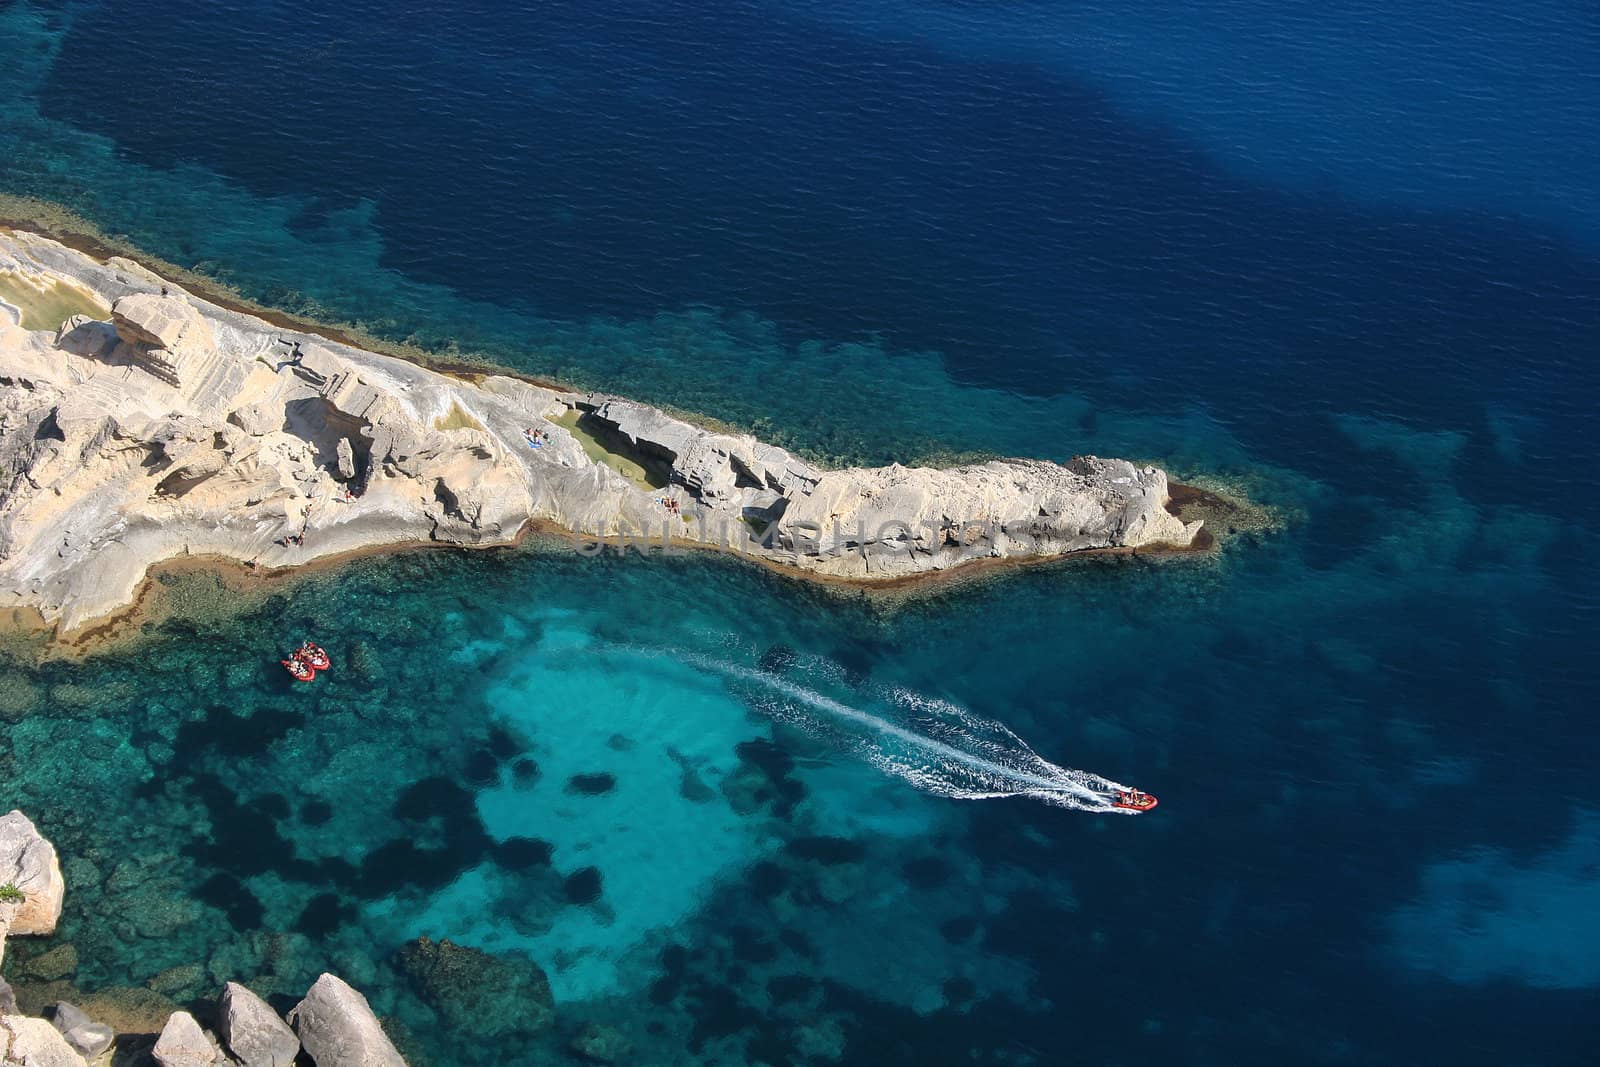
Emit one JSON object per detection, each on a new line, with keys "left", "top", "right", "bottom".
{"left": 2, "top": 1, "right": 1598, "bottom": 1064}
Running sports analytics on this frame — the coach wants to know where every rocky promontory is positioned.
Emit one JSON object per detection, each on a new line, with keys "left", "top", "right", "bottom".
{"left": 0, "top": 229, "right": 1201, "bottom": 635}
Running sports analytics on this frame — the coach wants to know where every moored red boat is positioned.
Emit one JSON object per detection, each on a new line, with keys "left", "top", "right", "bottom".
{"left": 282, "top": 655, "right": 316, "bottom": 682}
{"left": 299, "top": 642, "right": 330, "bottom": 671}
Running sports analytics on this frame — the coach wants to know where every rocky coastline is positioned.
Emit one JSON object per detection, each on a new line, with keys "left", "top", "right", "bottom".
{"left": 0, "top": 229, "right": 1202, "bottom": 641}
{"left": 3, "top": 810, "right": 627, "bottom": 1067}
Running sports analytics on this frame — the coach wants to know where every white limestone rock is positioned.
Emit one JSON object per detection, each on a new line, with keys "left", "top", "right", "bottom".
{"left": 1, "top": 1014, "right": 88, "bottom": 1067}
{"left": 49, "top": 1003, "right": 114, "bottom": 1060}
{"left": 218, "top": 982, "right": 299, "bottom": 1067}
{"left": 111, "top": 293, "right": 209, "bottom": 352}
{"left": 0, "top": 229, "right": 1203, "bottom": 635}
{"left": 286, "top": 973, "right": 405, "bottom": 1067}
{"left": 151, "top": 1011, "right": 224, "bottom": 1067}
{"left": 0, "top": 811, "right": 65, "bottom": 953}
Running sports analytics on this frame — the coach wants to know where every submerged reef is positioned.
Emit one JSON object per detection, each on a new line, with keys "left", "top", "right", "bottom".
{"left": 0, "top": 229, "right": 1201, "bottom": 638}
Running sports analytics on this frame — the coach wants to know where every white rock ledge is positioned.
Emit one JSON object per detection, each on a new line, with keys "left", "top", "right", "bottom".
{"left": 0, "top": 230, "right": 1200, "bottom": 633}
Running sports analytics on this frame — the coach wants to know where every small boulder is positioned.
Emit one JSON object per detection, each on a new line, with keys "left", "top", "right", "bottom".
{"left": 152, "top": 1010, "right": 224, "bottom": 1067}
{"left": 1, "top": 1014, "right": 88, "bottom": 1067}
{"left": 51, "top": 1002, "right": 115, "bottom": 1059}
{"left": 287, "top": 973, "right": 406, "bottom": 1067}
{"left": 227, "top": 402, "right": 280, "bottom": 437}
{"left": 218, "top": 981, "right": 300, "bottom": 1067}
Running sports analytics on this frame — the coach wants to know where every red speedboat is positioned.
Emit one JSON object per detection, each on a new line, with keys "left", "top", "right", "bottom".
{"left": 282, "top": 655, "right": 316, "bottom": 682}
{"left": 1113, "top": 789, "right": 1159, "bottom": 812}
{"left": 299, "top": 642, "right": 331, "bottom": 671}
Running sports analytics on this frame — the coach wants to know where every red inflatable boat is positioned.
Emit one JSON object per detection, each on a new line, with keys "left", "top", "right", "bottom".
{"left": 1113, "top": 789, "right": 1159, "bottom": 812}
{"left": 282, "top": 655, "right": 316, "bottom": 682}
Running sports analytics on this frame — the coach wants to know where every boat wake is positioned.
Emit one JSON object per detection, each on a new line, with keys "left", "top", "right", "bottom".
{"left": 622, "top": 643, "right": 1145, "bottom": 814}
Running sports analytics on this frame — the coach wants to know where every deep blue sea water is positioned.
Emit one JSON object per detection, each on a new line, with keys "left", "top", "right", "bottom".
{"left": 1, "top": 1, "right": 1598, "bottom": 1064}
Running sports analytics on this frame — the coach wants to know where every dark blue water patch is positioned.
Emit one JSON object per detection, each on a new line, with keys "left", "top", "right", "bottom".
{"left": 767, "top": 975, "right": 818, "bottom": 1006}
{"left": 294, "top": 891, "right": 356, "bottom": 938}
{"left": 34, "top": 0, "right": 1600, "bottom": 515}
{"left": 175, "top": 774, "right": 307, "bottom": 880}
{"left": 195, "top": 873, "right": 264, "bottom": 933}
{"left": 938, "top": 916, "right": 978, "bottom": 944}
{"left": 486, "top": 724, "right": 522, "bottom": 760}
{"left": 747, "top": 861, "right": 789, "bottom": 900}
{"left": 462, "top": 748, "right": 500, "bottom": 786}
{"left": 901, "top": 855, "right": 951, "bottom": 890}
{"left": 730, "top": 926, "right": 779, "bottom": 965}
{"left": 298, "top": 798, "right": 334, "bottom": 826}
{"left": 169, "top": 704, "right": 306, "bottom": 760}
{"left": 784, "top": 835, "right": 867, "bottom": 865}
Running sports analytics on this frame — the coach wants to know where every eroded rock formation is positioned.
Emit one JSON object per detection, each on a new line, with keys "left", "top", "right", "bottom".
{"left": 0, "top": 812, "right": 64, "bottom": 973}
{"left": 0, "top": 229, "right": 1201, "bottom": 634}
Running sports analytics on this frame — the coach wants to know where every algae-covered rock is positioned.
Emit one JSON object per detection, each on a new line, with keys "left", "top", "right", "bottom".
{"left": 74, "top": 986, "right": 182, "bottom": 1035}
{"left": 394, "top": 936, "right": 554, "bottom": 1038}
{"left": 147, "top": 963, "right": 206, "bottom": 998}
{"left": 569, "top": 1022, "right": 632, "bottom": 1063}
{"left": 21, "top": 943, "right": 78, "bottom": 981}
{"left": 0, "top": 675, "right": 41, "bottom": 723}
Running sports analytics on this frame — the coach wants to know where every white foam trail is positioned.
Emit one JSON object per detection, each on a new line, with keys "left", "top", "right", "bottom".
{"left": 636, "top": 645, "right": 1143, "bottom": 814}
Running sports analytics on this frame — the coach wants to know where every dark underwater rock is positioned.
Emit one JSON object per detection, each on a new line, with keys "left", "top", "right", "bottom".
{"left": 494, "top": 837, "right": 555, "bottom": 870}
{"left": 394, "top": 936, "right": 554, "bottom": 1039}
{"left": 566, "top": 773, "right": 616, "bottom": 795}
{"left": 511, "top": 758, "right": 541, "bottom": 787}
{"left": 563, "top": 866, "right": 603, "bottom": 905}
{"left": 463, "top": 748, "right": 500, "bottom": 785}
{"left": 902, "top": 856, "right": 952, "bottom": 889}
{"left": 20, "top": 943, "right": 78, "bottom": 981}
{"left": 569, "top": 1021, "right": 632, "bottom": 1063}
{"left": 784, "top": 835, "right": 866, "bottom": 865}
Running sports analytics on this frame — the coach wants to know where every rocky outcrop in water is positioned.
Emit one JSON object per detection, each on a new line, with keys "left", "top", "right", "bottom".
{"left": 394, "top": 936, "right": 553, "bottom": 1040}
{"left": 0, "top": 229, "right": 1201, "bottom": 634}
